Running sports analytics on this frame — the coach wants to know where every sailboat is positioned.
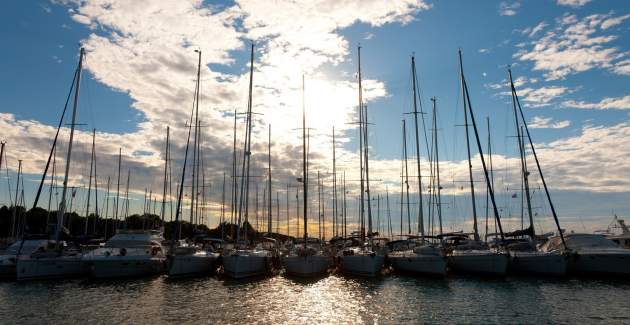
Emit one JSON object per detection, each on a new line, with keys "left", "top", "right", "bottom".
{"left": 446, "top": 50, "right": 508, "bottom": 276}
{"left": 338, "top": 46, "right": 385, "bottom": 277}
{"left": 222, "top": 44, "right": 273, "bottom": 279}
{"left": 283, "top": 76, "right": 331, "bottom": 277}
{"left": 389, "top": 56, "right": 446, "bottom": 276}
{"left": 502, "top": 69, "right": 567, "bottom": 276}
{"left": 82, "top": 229, "right": 166, "bottom": 278}
{"left": 16, "top": 48, "right": 90, "bottom": 281}
{"left": 167, "top": 50, "right": 218, "bottom": 277}
{"left": 540, "top": 233, "right": 630, "bottom": 275}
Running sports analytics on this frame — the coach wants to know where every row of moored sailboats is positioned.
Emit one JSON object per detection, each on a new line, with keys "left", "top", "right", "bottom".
{"left": 1, "top": 45, "right": 629, "bottom": 282}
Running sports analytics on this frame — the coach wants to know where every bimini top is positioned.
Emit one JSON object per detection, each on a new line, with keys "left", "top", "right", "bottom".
{"left": 105, "top": 231, "right": 164, "bottom": 248}
{"left": 4, "top": 239, "right": 52, "bottom": 255}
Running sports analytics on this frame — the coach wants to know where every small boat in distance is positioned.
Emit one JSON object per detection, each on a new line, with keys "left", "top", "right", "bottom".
{"left": 596, "top": 215, "right": 630, "bottom": 249}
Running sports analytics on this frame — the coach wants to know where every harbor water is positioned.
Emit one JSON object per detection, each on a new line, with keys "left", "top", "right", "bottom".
{"left": 2, "top": 274, "right": 629, "bottom": 324}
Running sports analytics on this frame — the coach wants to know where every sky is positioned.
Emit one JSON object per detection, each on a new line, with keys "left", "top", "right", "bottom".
{"left": 0, "top": 0, "right": 629, "bottom": 238}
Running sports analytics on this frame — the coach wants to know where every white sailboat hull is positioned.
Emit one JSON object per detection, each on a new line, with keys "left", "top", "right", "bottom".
{"left": 509, "top": 251, "right": 566, "bottom": 276}
{"left": 222, "top": 253, "right": 271, "bottom": 279}
{"left": 283, "top": 255, "right": 330, "bottom": 277}
{"left": 450, "top": 250, "right": 508, "bottom": 275}
{"left": 390, "top": 253, "right": 447, "bottom": 276}
{"left": 16, "top": 255, "right": 87, "bottom": 281}
{"left": 87, "top": 256, "right": 165, "bottom": 278}
{"left": 339, "top": 254, "right": 385, "bottom": 277}
{"left": 568, "top": 251, "right": 630, "bottom": 275}
{"left": 168, "top": 252, "right": 218, "bottom": 276}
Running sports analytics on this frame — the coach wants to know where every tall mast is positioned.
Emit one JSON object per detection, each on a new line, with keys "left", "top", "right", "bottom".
{"left": 47, "top": 146, "right": 56, "bottom": 228}
{"left": 102, "top": 176, "right": 110, "bottom": 238}
{"left": 386, "top": 186, "right": 392, "bottom": 239}
{"left": 458, "top": 50, "right": 504, "bottom": 240}
{"left": 459, "top": 52, "right": 479, "bottom": 242}
{"left": 276, "top": 191, "right": 280, "bottom": 235}
{"left": 431, "top": 97, "right": 443, "bottom": 236}
{"left": 230, "top": 109, "right": 237, "bottom": 234}
{"left": 172, "top": 50, "right": 200, "bottom": 243}
{"left": 84, "top": 128, "right": 96, "bottom": 235}
{"left": 357, "top": 45, "right": 374, "bottom": 243}
{"left": 124, "top": 170, "right": 130, "bottom": 222}
{"left": 485, "top": 117, "right": 497, "bottom": 240}
{"left": 363, "top": 103, "right": 374, "bottom": 241}
{"left": 358, "top": 46, "right": 365, "bottom": 241}
{"left": 508, "top": 69, "right": 566, "bottom": 248}
{"left": 93, "top": 131, "right": 99, "bottom": 230}
{"left": 520, "top": 125, "right": 531, "bottom": 230}
{"left": 12, "top": 161, "right": 22, "bottom": 238}
{"left": 115, "top": 148, "right": 121, "bottom": 231}
{"left": 190, "top": 50, "right": 202, "bottom": 226}
{"left": 255, "top": 183, "right": 260, "bottom": 231}
{"left": 332, "top": 126, "right": 338, "bottom": 237}
{"left": 286, "top": 183, "right": 290, "bottom": 237}
{"left": 318, "top": 171, "right": 322, "bottom": 240}
{"left": 302, "top": 75, "right": 308, "bottom": 242}
{"left": 402, "top": 120, "right": 411, "bottom": 234}
{"left": 55, "top": 48, "right": 84, "bottom": 243}
{"left": 236, "top": 43, "right": 255, "bottom": 244}
{"left": 268, "top": 125, "right": 272, "bottom": 234}
{"left": 410, "top": 56, "right": 425, "bottom": 239}
{"left": 508, "top": 69, "right": 534, "bottom": 236}
{"left": 221, "top": 171, "right": 226, "bottom": 240}
{"left": 0, "top": 143, "right": 3, "bottom": 196}
{"left": 342, "top": 171, "right": 347, "bottom": 238}
{"left": 296, "top": 187, "right": 300, "bottom": 238}
{"left": 161, "top": 126, "right": 170, "bottom": 224}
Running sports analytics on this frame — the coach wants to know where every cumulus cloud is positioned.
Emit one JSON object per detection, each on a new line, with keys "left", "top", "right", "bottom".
{"left": 529, "top": 116, "right": 571, "bottom": 129}
{"left": 514, "top": 86, "right": 569, "bottom": 107}
{"left": 1, "top": 0, "right": 431, "bottom": 228}
{"left": 556, "top": 0, "right": 591, "bottom": 7}
{"left": 515, "top": 12, "right": 629, "bottom": 80}
{"left": 498, "top": 1, "right": 520, "bottom": 16}
{"left": 562, "top": 95, "right": 630, "bottom": 110}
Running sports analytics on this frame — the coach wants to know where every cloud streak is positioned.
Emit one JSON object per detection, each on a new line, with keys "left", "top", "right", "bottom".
{"left": 515, "top": 12, "right": 629, "bottom": 80}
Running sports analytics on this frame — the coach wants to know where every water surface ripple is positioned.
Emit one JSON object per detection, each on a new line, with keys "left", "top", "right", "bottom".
{"left": 2, "top": 275, "right": 629, "bottom": 324}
